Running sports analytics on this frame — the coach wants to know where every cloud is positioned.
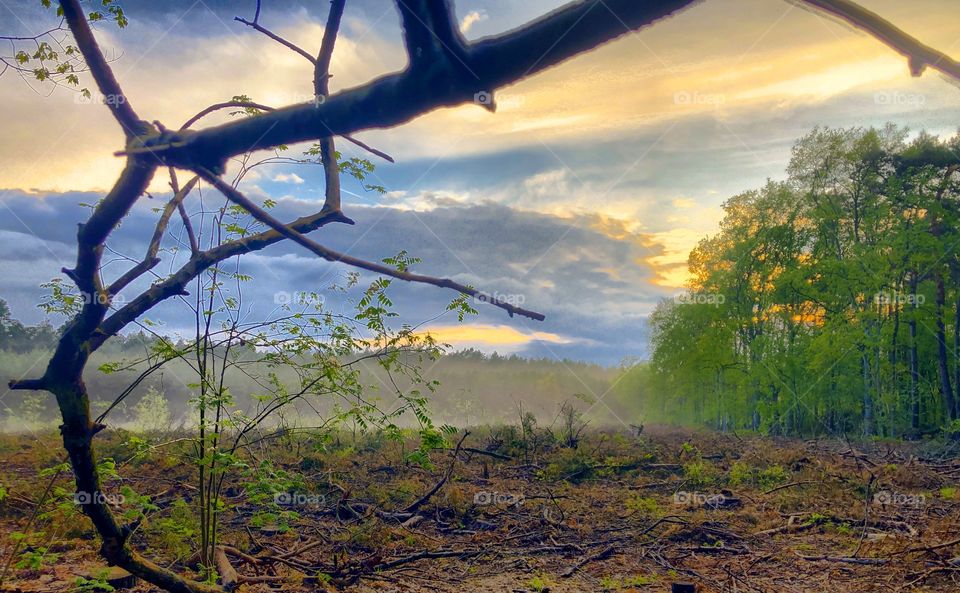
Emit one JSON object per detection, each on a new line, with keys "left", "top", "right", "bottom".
{"left": 0, "top": 189, "right": 671, "bottom": 363}
{"left": 273, "top": 172, "right": 305, "bottom": 184}
{"left": 0, "top": 3, "right": 403, "bottom": 193}
{"left": 5, "top": 0, "right": 957, "bottom": 194}
{"left": 459, "top": 10, "right": 487, "bottom": 34}
{"left": 420, "top": 323, "right": 572, "bottom": 355}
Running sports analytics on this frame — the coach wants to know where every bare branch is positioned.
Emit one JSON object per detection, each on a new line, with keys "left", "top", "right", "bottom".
{"left": 108, "top": 175, "right": 199, "bottom": 295}
{"left": 797, "top": 0, "right": 960, "bottom": 80}
{"left": 7, "top": 378, "right": 48, "bottom": 391}
{"left": 181, "top": 99, "right": 393, "bottom": 162}
{"left": 396, "top": 0, "right": 466, "bottom": 68}
{"left": 233, "top": 15, "right": 316, "bottom": 64}
{"left": 58, "top": 0, "right": 145, "bottom": 136}
{"left": 341, "top": 135, "right": 394, "bottom": 163}
{"left": 402, "top": 431, "right": 470, "bottom": 513}
{"left": 171, "top": 169, "right": 201, "bottom": 255}
{"left": 196, "top": 168, "right": 546, "bottom": 321}
{"left": 180, "top": 100, "right": 275, "bottom": 130}
{"left": 314, "top": 0, "right": 347, "bottom": 211}
{"left": 313, "top": 0, "right": 346, "bottom": 95}
{"left": 119, "top": 0, "right": 700, "bottom": 172}
{"left": 93, "top": 206, "right": 352, "bottom": 348}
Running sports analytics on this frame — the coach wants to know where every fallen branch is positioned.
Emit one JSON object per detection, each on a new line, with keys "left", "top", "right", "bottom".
{"left": 560, "top": 545, "right": 616, "bottom": 577}
{"left": 892, "top": 536, "right": 960, "bottom": 557}
{"left": 463, "top": 446, "right": 513, "bottom": 461}
{"left": 762, "top": 480, "right": 817, "bottom": 495}
{"left": 213, "top": 547, "right": 238, "bottom": 592}
{"left": 794, "top": 552, "right": 889, "bottom": 565}
{"left": 403, "top": 431, "right": 470, "bottom": 514}
{"left": 371, "top": 549, "right": 483, "bottom": 572}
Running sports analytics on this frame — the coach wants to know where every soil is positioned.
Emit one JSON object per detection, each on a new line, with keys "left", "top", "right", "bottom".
{"left": 1, "top": 426, "right": 958, "bottom": 592}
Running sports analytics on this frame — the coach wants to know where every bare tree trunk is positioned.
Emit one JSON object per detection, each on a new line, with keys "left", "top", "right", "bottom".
{"left": 954, "top": 291, "right": 959, "bottom": 418}
{"left": 909, "top": 273, "right": 920, "bottom": 432}
{"left": 936, "top": 276, "right": 957, "bottom": 420}
{"left": 861, "top": 346, "right": 874, "bottom": 437}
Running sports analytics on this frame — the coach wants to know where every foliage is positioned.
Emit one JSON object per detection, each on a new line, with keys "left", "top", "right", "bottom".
{"left": 527, "top": 573, "right": 551, "bottom": 593}
{"left": 1, "top": 2, "right": 128, "bottom": 98}
{"left": 628, "top": 125, "right": 960, "bottom": 438}
{"left": 74, "top": 570, "right": 116, "bottom": 593}
{"left": 625, "top": 494, "right": 661, "bottom": 518}
{"left": 133, "top": 387, "right": 171, "bottom": 434}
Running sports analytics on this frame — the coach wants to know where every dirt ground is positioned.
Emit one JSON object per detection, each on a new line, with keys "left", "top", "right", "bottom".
{"left": 1, "top": 426, "right": 959, "bottom": 592}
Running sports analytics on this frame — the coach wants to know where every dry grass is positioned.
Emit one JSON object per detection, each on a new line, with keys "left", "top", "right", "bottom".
{"left": 1, "top": 426, "right": 959, "bottom": 592}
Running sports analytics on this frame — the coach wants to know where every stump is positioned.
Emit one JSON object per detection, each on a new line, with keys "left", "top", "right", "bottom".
{"left": 74, "top": 565, "right": 137, "bottom": 590}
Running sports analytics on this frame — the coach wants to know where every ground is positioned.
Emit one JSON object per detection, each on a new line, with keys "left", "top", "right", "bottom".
{"left": 1, "top": 426, "right": 958, "bottom": 592}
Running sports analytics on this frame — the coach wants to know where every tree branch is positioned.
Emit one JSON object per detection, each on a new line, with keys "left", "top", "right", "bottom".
{"left": 66, "top": 159, "right": 156, "bottom": 302}
{"left": 233, "top": 16, "right": 316, "bottom": 64}
{"left": 171, "top": 169, "right": 200, "bottom": 256}
{"left": 92, "top": 205, "right": 352, "bottom": 349}
{"left": 797, "top": 0, "right": 960, "bottom": 79}
{"left": 314, "top": 0, "right": 345, "bottom": 95}
{"left": 180, "top": 101, "right": 276, "bottom": 131}
{"left": 341, "top": 135, "right": 394, "bottom": 163}
{"left": 118, "top": 0, "right": 699, "bottom": 172}
{"left": 181, "top": 100, "right": 393, "bottom": 162}
{"left": 58, "top": 0, "right": 146, "bottom": 137}
{"left": 402, "top": 431, "right": 469, "bottom": 513}
{"left": 314, "top": 0, "right": 347, "bottom": 212}
{"left": 107, "top": 175, "right": 199, "bottom": 295}
{"left": 195, "top": 168, "right": 546, "bottom": 320}
{"left": 8, "top": 378, "right": 48, "bottom": 391}
{"left": 397, "top": 0, "right": 466, "bottom": 68}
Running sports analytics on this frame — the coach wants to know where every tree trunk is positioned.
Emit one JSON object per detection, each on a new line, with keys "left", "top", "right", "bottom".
{"left": 54, "top": 383, "right": 221, "bottom": 593}
{"left": 954, "top": 291, "right": 959, "bottom": 420}
{"left": 936, "top": 276, "right": 957, "bottom": 420}
{"left": 861, "top": 347, "right": 874, "bottom": 437}
{"left": 909, "top": 274, "right": 920, "bottom": 432}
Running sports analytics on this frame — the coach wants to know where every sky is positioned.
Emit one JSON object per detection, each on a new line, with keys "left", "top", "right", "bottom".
{"left": 0, "top": 0, "right": 958, "bottom": 364}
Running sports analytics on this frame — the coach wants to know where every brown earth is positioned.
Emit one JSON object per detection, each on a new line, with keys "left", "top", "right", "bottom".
{"left": 1, "top": 426, "right": 958, "bottom": 592}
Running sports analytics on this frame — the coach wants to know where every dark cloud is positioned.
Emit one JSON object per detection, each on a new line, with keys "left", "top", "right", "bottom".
{"left": 0, "top": 189, "right": 665, "bottom": 364}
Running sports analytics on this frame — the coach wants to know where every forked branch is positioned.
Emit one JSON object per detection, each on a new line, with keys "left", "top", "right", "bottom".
{"left": 196, "top": 168, "right": 546, "bottom": 321}
{"left": 59, "top": 0, "right": 146, "bottom": 136}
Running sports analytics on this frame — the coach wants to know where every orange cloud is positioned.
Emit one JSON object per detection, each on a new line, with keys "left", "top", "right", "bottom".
{"left": 420, "top": 324, "right": 572, "bottom": 352}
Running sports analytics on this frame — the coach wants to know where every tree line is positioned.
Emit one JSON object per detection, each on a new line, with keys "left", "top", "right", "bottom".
{"left": 640, "top": 125, "right": 960, "bottom": 438}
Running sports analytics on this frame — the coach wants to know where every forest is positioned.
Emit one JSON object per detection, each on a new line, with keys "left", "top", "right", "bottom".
{"left": 637, "top": 126, "right": 960, "bottom": 438}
